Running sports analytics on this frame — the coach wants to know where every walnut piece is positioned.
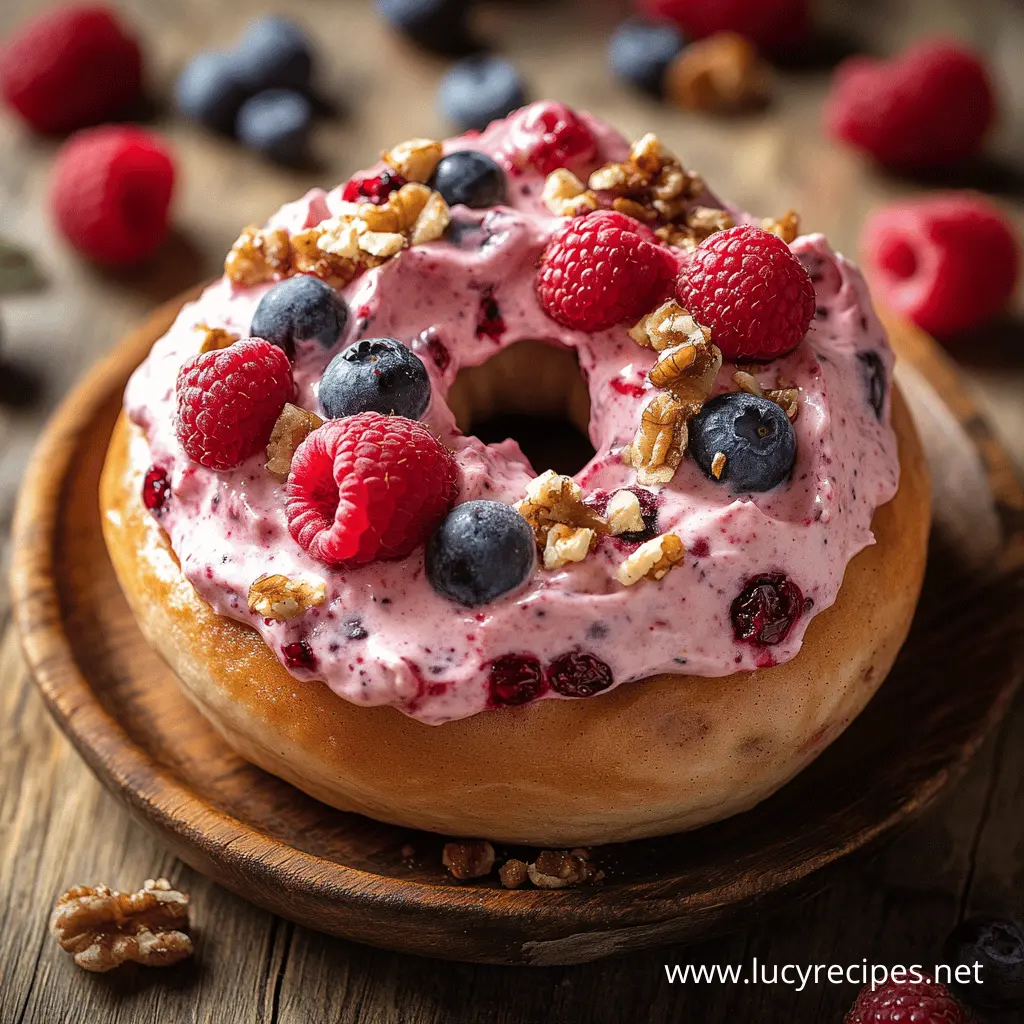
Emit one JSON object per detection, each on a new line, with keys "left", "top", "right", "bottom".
{"left": 629, "top": 300, "right": 710, "bottom": 352}
{"left": 606, "top": 490, "right": 644, "bottom": 535}
{"left": 543, "top": 523, "right": 595, "bottom": 570}
{"left": 266, "top": 403, "right": 323, "bottom": 479}
{"left": 711, "top": 451, "right": 728, "bottom": 480}
{"left": 514, "top": 470, "right": 607, "bottom": 550}
{"left": 383, "top": 138, "right": 443, "bottom": 183}
{"left": 248, "top": 574, "right": 326, "bottom": 621}
{"left": 195, "top": 322, "right": 239, "bottom": 354}
{"left": 665, "top": 32, "right": 771, "bottom": 113}
{"left": 290, "top": 226, "right": 360, "bottom": 287}
{"left": 762, "top": 210, "right": 801, "bottom": 244}
{"left": 442, "top": 840, "right": 495, "bottom": 880}
{"left": 542, "top": 168, "right": 599, "bottom": 217}
{"left": 51, "top": 878, "right": 192, "bottom": 973}
{"left": 621, "top": 393, "right": 691, "bottom": 486}
{"left": 499, "top": 859, "right": 529, "bottom": 889}
{"left": 732, "top": 371, "right": 800, "bottom": 421}
{"left": 648, "top": 336, "right": 723, "bottom": 404}
{"left": 224, "top": 225, "right": 292, "bottom": 285}
{"left": 409, "top": 190, "right": 451, "bottom": 245}
{"left": 616, "top": 533, "right": 686, "bottom": 587}
{"left": 527, "top": 850, "right": 594, "bottom": 889}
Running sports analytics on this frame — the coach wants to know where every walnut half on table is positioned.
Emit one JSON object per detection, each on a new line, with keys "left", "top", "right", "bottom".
{"left": 50, "top": 878, "right": 193, "bottom": 973}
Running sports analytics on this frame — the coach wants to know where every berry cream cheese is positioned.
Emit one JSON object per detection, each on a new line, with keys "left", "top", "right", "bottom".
{"left": 123, "top": 102, "right": 899, "bottom": 725}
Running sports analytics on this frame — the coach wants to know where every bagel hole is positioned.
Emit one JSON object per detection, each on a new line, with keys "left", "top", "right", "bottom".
{"left": 447, "top": 341, "right": 595, "bottom": 476}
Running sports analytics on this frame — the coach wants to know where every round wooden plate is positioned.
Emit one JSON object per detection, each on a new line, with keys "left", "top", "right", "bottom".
{"left": 11, "top": 294, "right": 1024, "bottom": 966}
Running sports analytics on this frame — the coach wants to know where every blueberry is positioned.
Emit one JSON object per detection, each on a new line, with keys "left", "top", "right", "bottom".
{"left": 320, "top": 338, "right": 430, "bottom": 420}
{"left": 251, "top": 276, "right": 348, "bottom": 359}
{"left": 231, "top": 16, "right": 313, "bottom": 93}
{"left": 174, "top": 52, "right": 248, "bottom": 133}
{"left": 437, "top": 55, "right": 526, "bottom": 132}
{"left": 689, "top": 393, "right": 797, "bottom": 492}
{"left": 375, "top": 0, "right": 476, "bottom": 54}
{"left": 429, "top": 151, "right": 506, "bottom": 209}
{"left": 858, "top": 350, "right": 886, "bottom": 420}
{"left": 944, "top": 917, "right": 1024, "bottom": 1010}
{"left": 608, "top": 19, "right": 685, "bottom": 95}
{"left": 236, "top": 89, "right": 312, "bottom": 163}
{"left": 426, "top": 500, "right": 536, "bottom": 606}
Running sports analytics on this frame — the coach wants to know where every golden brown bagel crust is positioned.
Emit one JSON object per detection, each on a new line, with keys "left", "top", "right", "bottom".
{"left": 100, "top": 389, "right": 929, "bottom": 846}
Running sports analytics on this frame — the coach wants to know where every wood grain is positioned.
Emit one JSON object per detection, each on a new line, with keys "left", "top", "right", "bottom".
{"left": 1, "top": 0, "right": 1023, "bottom": 1019}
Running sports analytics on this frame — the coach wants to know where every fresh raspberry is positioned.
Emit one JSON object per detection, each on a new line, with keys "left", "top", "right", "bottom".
{"left": 503, "top": 101, "right": 598, "bottom": 176}
{"left": 175, "top": 339, "right": 294, "bottom": 471}
{"left": 845, "top": 976, "right": 969, "bottom": 1024}
{"left": 731, "top": 573, "right": 803, "bottom": 646}
{"left": 0, "top": 5, "right": 142, "bottom": 134}
{"left": 860, "top": 193, "right": 1019, "bottom": 337}
{"left": 286, "top": 413, "right": 459, "bottom": 568}
{"left": 142, "top": 466, "right": 171, "bottom": 513}
{"left": 487, "top": 654, "right": 546, "bottom": 707}
{"left": 50, "top": 126, "right": 175, "bottom": 266}
{"left": 547, "top": 652, "right": 613, "bottom": 698}
{"left": 537, "top": 211, "right": 678, "bottom": 332}
{"left": 639, "top": 0, "right": 810, "bottom": 53}
{"left": 676, "top": 225, "right": 814, "bottom": 361}
{"left": 824, "top": 39, "right": 995, "bottom": 169}
{"left": 341, "top": 167, "right": 407, "bottom": 205}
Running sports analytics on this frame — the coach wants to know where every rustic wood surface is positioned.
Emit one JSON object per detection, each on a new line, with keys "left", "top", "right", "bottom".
{"left": 1, "top": 0, "right": 1023, "bottom": 1020}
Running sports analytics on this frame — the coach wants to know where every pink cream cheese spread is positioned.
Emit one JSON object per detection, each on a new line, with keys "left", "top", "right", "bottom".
{"left": 123, "top": 103, "right": 900, "bottom": 725}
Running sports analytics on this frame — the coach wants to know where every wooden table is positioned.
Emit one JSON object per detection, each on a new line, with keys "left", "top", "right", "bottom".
{"left": 1, "top": 1, "right": 1022, "bottom": 1020}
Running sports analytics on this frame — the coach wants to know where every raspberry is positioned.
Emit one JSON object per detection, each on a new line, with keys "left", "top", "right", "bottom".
{"left": 845, "top": 976, "right": 968, "bottom": 1024}
{"left": 286, "top": 413, "right": 458, "bottom": 568}
{"left": 50, "top": 126, "right": 175, "bottom": 266}
{"left": 860, "top": 193, "right": 1019, "bottom": 337}
{"left": 547, "top": 652, "right": 613, "bottom": 698}
{"left": 731, "top": 573, "right": 803, "bottom": 646}
{"left": 0, "top": 5, "right": 142, "bottom": 134}
{"left": 142, "top": 466, "right": 171, "bottom": 513}
{"left": 639, "top": 0, "right": 810, "bottom": 53}
{"left": 537, "top": 211, "right": 677, "bottom": 332}
{"left": 503, "top": 101, "right": 598, "bottom": 176}
{"left": 342, "top": 167, "right": 407, "bottom": 205}
{"left": 175, "top": 339, "right": 294, "bottom": 471}
{"left": 824, "top": 39, "right": 995, "bottom": 169}
{"left": 487, "top": 654, "right": 546, "bottom": 707}
{"left": 676, "top": 225, "right": 814, "bottom": 361}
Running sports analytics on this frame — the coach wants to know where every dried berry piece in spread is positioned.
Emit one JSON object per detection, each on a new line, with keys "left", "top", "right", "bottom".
{"left": 142, "top": 465, "right": 170, "bottom": 513}
{"left": 547, "top": 652, "right": 614, "bottom": 698}
{"left": 731, "top": 573, "right": 804, "bottom": 646}
{"left": 487, "top": 653, "right": 546, "bottom": 707}
{"left": 342, "top": 167, "right": 407, "bottom": 205}
{"left": 282, "top": 638, "right": 317, "bottom": 669}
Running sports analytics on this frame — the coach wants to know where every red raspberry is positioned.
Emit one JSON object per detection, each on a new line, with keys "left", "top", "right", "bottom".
{"left": 824, "top": 39, "right": 995, "bottom": 169}
{"left": 142, "top": 465, "right": 171, "bottom": 513}
{"left": 175, "top": 339, "right": 294, "bottom": 471}
{"left": 676, "top": 225, "right": 814, "bottom": 361}
{"left": 503, "top": 102, "right": 598, "bottom": 176}
{"left": 0, "top": 5, "right": 142, "bottom": 134}
{"left": 341, "top": 167, "right": 407, "bottom": 205}
{"left": 860, "top": 193, "right": 1019, "bottom": 337}
{"left": 845, "top": 976, "right": 968, "bottom": 1024}
{"left": 286, "top": 413, "right": 459, "bottom": 568}
{"left": 50, "top": 126, "right": 175, "bottom": 266}
{"left": 537, "top": 211, "right": 678, "bottom": 332}
{"left": 639, "top": 0, "right": 810, "bottom": 53}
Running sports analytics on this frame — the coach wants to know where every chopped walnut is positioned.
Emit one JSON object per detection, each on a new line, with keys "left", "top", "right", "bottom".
{"left": 616, "top": 533, "right": 686, "bottom": 586}
{"left": 687, "top": 206, "right": 735, "bottom": 239}
{"left": 542, "top": 168, "right": 599, "bottom": 217}
{"left": 383, "top": 138, "right": 443, "bottom": 183}
{"left": 514, "top": 470, "right": 607, "bottom": 549}
{"left": 358, "top": 182, "right": 432, "bottom": 234}
{"left": 629, "top": 300, "right": 709, "bottom": 352}
{"left": 543, "top": 523, "right": 595, "bottom": 570}
{"left": 711, "top": 451, "right": 728, "bottom": 479}
{"left": 51, "top": 878, "right": 192, "bottom": 973}
{"left": 224, "top": 224, "right": 292, "bottom": 285}
{"left": 606, "top": 490, "right": 644, "bottom": 535}
{"left": 442, "top": 840, "right": 495, "bottom": 880}
{"left": 762, "top": 210, "right": 801, "bottom": 244}
{"left": 649, "top": 337, "right": 723, "bottom": 404}
{"left": 665, "top": 32, "right": 771, "bottom": 113}
{"left": 408, "top": 190, "right": 451, "bottom": 245}
{"left": 248, "top": 574, "right": 326, "bottom": 621}
{"left": 499, "top": 859, "right": 529, "bottom": 889}
{"left": 359, "top": 230, "right": 406, "bottom": 258}
{"left": 612, "top": 196, "right": 657, "bottom": 222}
{"left": 527, "top": 850, "right": 594, "bottom": 889}
{"left": 266, "top": 403, "right": 323, "bottom": 479}
{"left": 290, "top": 226, "right": 359, "bottom": 288}
{"left": 732, "top": 371, "right": 801, "bottom": 421}
{"left": 195, "top": 322, "right": 239, "bottom": 354}
{"left": 621, "top": 393, "right": 691, "bottom": 485}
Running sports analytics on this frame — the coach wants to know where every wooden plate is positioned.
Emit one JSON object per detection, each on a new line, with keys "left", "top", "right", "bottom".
{"left": 11, "top": 294, "right": 1024, "bottom": 966}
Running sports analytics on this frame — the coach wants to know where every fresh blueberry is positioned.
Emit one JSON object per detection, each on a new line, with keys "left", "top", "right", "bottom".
{"left": 944, "top": 917, "right": 1024, "bottom": 1010}
{"left": 430, "top": 151, "right": 506, "bottom": 209}
{"left": 236, "top": 89, "right": 312, "bottom": 163}
{"left": 426, "top": 500, "right": 536, "bottom": 606}
{"left": 858, "top": 350, "right": 886, "bottom": 420}
{"left": 231, "top": 16, "right": 313, "bottom": 93}
{"left": 320, "top": 338, "right": 430, "bottom": 420}
{"left": 437, "top": 55, "right": 526, "bottom": 132}
{"left": 174, "top": 52, "right": 248, "bottom": 133}
{"left": 375, "top": 0, "right": 476, "bottom": 54}
{"left": 608, "top": 19, "right": 685, "bottom": 95}
{"left": 689, "top": 393, "right": 797, "bottom": 492}
{"left": 251, "top": 276, "right": 349, "bottom": 360}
